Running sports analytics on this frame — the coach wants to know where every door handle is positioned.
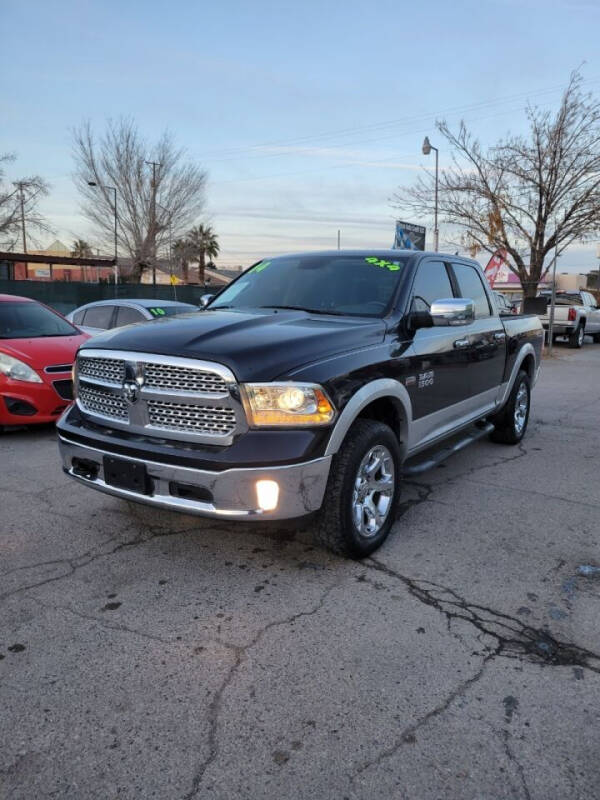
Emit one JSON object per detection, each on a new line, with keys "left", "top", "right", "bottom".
{"left": 453, "top": 338, "right": 470, "bottom": 349}
{"left": 493, "top": 331, "right": 506, "bottom": 340}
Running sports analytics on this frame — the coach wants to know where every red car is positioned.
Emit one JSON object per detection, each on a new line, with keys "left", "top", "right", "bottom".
{"left": 0, "top": 294, "right": 89, "bottom": 427}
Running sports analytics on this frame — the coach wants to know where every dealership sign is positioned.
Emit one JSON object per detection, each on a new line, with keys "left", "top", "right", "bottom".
{"left": 392, "top": 221, "right": 426, "bottom": 251}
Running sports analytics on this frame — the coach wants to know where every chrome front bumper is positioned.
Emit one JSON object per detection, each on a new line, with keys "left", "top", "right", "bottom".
{"left": 58, "top": 435, "right": 332, "bottom": 520}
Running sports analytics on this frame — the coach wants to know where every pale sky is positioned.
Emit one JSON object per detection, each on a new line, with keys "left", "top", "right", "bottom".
{"left": 3, "top": 0, "right": 600, "bottom": 273}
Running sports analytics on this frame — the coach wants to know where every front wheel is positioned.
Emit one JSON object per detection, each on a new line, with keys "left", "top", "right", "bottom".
{"left": 489, "top": 370, "right": 531, "bottom": 445}
{"left": 314, "top": 419, "right": 401, "bottom": 558}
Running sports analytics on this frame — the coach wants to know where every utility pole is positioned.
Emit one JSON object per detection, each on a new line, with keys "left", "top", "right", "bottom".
{"left": 146, "top": 160, "right": 161, "bottom": 287}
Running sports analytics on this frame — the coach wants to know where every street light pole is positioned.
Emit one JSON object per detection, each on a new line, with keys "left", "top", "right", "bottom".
{"left": 547, "top": 228, "right": 559, "bottom": 357}
{"left": 422, "top": 137, "right": 439, "bottom": 251}
{"left": 88, "top": 181, "right": 118, "bottom": 292}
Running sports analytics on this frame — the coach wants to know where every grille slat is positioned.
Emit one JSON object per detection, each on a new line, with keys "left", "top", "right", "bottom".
{"left": 147, "top": 400, "right": 236, "bottom": 435}
{"left": 79, "top": 385, "right": 128, "bottom": 420}
{"left": 79, "top": 356, "right": 125, "bottom": 385}
{"left": 143, "top": 363, "right": 227, "bottom": 394}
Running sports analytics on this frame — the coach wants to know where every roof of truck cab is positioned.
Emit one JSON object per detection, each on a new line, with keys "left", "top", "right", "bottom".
{"left": 257, "top": 249, "right": 479, "bottom": 264}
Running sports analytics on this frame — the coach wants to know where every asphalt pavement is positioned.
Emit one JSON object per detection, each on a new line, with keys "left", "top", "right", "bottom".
{"left": 1, "top": 342, "right": 600, "bottom": 800}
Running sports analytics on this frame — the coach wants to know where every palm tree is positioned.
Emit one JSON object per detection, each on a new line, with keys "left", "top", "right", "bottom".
{"left": 71, "top": 238, "right": 92, "bottom": 258}
{"left": 186, "top": 224, "right": 220, "bottom": 284}
{"left": 173, "top": 238, "right": 193, "bottom": 284}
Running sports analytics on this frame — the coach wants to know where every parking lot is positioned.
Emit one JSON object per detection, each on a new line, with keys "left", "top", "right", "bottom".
{"left": 1, "top": 343, "right": 600, "bottom": 800}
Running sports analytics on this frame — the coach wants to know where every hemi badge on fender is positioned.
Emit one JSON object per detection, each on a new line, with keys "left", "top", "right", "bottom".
{"left": 405, "top": 376, "right": 416, "bottom": 386}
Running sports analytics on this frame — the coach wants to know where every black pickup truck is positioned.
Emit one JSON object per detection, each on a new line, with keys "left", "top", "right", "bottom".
{"left": 57, "top": 250, "right": 543, "bottom": 557}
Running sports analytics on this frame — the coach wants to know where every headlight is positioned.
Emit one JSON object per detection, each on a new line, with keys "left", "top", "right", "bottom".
{"left": 241, "top": 382, "right": 336, "bottom": 427}
{"left": 0, "top": 353, "right": 42, "bottom": 383}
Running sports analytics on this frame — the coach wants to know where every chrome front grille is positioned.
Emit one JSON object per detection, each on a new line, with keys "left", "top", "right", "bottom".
{"left": 76, "top": 349, "right": 244, "bottom": 444}
{"left": 79, "top": 385, "right": 128, "bottom": 419}
{"left": 79, "top": 356, "right": 125, "bottom": 385}
{"left": 147, "top": 400, "right": 236, "bottom": 434}
{"left": 143, "top": 363, "right": 227, "bottom": 394}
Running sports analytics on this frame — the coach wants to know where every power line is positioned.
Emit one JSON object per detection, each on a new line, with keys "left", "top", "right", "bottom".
{"left": 199, "top": 78, "right": 600, "bottom": 162}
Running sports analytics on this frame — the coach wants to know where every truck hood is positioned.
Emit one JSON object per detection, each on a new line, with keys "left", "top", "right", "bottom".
{"left": 81, "top": 309, "right": 386, "bottom": 381}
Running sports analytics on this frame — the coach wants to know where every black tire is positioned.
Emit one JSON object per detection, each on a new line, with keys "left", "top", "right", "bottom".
{"left": 592, "top": 332, "right": 600, "bottom": 344}
{"left": 314, "top": 418, "right": 401, "bottom": 558}
{"left": 568, "top": 323, "right": 585, "bottom": 348}
{"left": 489, "top": 370, "right": 531, "bottom": 445}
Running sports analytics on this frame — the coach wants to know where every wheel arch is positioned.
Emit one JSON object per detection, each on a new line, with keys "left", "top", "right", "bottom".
{"left": 325, "top": 379, "right": 411, "bottom": 460}
{"left": 499, "top": 342, "right": 536, "bottom": 406}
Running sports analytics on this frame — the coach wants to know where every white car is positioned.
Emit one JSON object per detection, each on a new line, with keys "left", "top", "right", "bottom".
{"left": 67, "top": 299, "right": 198, "bottom": 336}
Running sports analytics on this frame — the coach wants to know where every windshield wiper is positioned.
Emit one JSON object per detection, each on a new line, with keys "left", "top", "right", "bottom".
{"left": 259, "top": 305, "right": 346, "bottom": 316}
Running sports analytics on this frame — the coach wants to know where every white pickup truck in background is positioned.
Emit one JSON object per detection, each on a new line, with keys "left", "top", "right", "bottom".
{"left": 539, "top": 290, "right": 600, "bottom": 347}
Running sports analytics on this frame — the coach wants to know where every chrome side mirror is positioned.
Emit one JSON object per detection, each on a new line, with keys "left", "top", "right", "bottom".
{"left": 200, "top": 293, "right": 215, "bottom": 308}
{"left": 430, "top": 298, "right": 475, "bottom": 326}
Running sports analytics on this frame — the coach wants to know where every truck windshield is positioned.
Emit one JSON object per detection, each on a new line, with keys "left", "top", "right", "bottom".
{"left": 209, "top": 254, "right": 409, "bottom": 317}
{"left": 0, "top": 301, "right": 78, "bottom": 338}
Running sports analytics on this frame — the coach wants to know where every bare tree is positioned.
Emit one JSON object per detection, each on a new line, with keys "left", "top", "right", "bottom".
{"left": 0, "top": 153, "right": 51, "bottom": 250}
{"left": 72, "top": 119, "right": 207, "bottom": 282}
{"left": 392, "top": 72, "right": 600, "bottom": 297}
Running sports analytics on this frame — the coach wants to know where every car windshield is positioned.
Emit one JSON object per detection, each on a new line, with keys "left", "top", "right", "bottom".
{"left": 0, "top": 301, "right": 78, "bottom": 338}
{"left": 209, "top": 254, "right": 409, "bottom": 317}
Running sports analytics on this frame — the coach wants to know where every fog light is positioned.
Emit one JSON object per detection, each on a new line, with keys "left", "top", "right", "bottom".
{"left": 256, "top": 479, "right": 279, "bottom": 511}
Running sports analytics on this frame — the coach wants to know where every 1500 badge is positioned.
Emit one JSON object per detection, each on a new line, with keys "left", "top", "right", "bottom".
{"left": 418, "top": 370, "right": 434, "bottom": 388}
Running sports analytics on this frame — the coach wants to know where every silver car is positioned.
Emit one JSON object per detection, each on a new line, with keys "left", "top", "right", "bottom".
{"left": 67, "top": 299, "right": 198, "bottom": 336}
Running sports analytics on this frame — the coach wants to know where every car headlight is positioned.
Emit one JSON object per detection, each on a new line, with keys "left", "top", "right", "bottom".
{"left": 0, "top": 353, "right": 42, "bottom": 383}
{"left": 241, "top": 382, "right": 336, "bottom": 427}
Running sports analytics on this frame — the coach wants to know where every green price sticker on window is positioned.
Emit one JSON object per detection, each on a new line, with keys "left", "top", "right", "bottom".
{"left": 365, "top": 257, "right": 401, "bottom": 272}
{"left": 250, "top": 260, "right": 271, "bottom": 274}
{"left": 149, "top": 307, "right": 167, "bottom": 316}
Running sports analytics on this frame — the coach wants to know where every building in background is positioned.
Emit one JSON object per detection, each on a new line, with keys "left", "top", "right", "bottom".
{"left": 12, "top": 240, "right": 114, "bottom": 282}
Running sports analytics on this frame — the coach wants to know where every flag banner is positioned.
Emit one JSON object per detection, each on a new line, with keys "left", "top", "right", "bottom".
{"left": 483, "top": 249, "right": 507, "bottom": 287}
{"left": 392, "top": 221, "right": 426, "bottom": 250}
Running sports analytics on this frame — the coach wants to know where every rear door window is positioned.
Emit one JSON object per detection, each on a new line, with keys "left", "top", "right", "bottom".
{"left": 115, "top": 306, "right": 146, "bottom": 327}
{"left": 82, "top": 305, "right": 114, "bottom": 329}
{"left": 452, "top": 263, "right": 491, "bottom": 319}
{"left": 410, "top": 261, "right": 454, "bottom": 312}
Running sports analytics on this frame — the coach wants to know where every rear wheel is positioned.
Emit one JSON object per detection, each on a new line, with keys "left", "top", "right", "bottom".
{"left": 592, "top": 332, "right": 600, "bottom": 344}
{"left": 314, "top": 419, "right": 401, "bottom": 558}
{"left": 568, "top": 324, "right": 585, "bottom": 348}
{"left": 490, "top": 370, "right": 531, "bottom": 445}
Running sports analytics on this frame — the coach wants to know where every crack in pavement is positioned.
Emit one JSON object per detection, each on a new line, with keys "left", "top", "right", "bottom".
{"left": 501, "top": 730, "right": 532, "bottom": 800}
{"left": 351, "top": 651, "right": 496, "bottom": 784}
{"left": 0, "top": 525, "right": 198, "bottom": 603}
{"left": 364, "top": 559, "right": 600, "bottom": 674}
{"left": 182, "top": 578, "right": 343, "bottom": 800}
{"left": 24, "top": 594, "right": 173, "bottom": 645}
